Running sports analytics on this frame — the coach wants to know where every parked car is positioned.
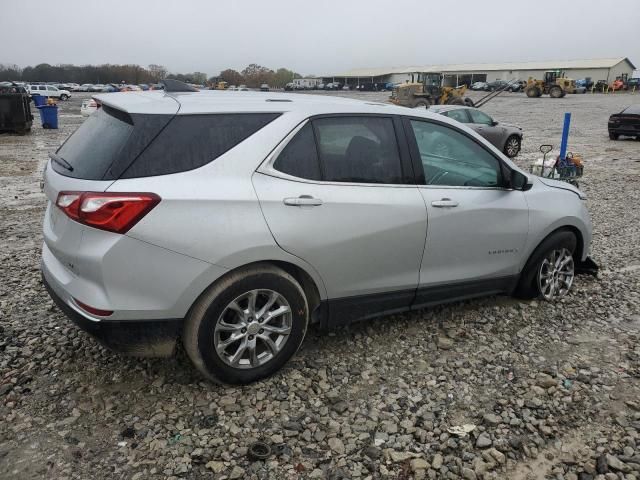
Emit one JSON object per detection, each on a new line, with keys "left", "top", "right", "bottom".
{"left": 608, "top": 104, "right": 640, "bottom": 140}
{"left": 138, "top": 84, "right": 150, "bottom": 91}
{"left": 89, "top": 84, "right": 105, "bottom": 92}
{"left": 41, "top": 89, "right": 594, "bottom": 384}
{"left": 101, "top": 84, "right": 120, "bottom": 93}
{"left": 68, "top": 83, "right": 81, "bottom": 91}
{"left": 27, "top": 84, "right": 71, "bottom": 100}
{"left": 80, "top": 98, "right": 99, "bottom": 116}
{"left": 429, "top": 105, "right": 523, "bottom": 157}
{"left": 78, "top": 84, "right": 94, "bottom": 92}
{"left": 486, "top": 80, "right": 509, "bottom": 92}
{"left": 471, "top": 81, "right": 488, "bottom": 91}
{"left": 508, "top": 81, "right": 526, "bottom": 92}
{"left": 238, "top": 85, "right": 249, "bottom": 91}
{"left": 576, "top": 78, "right": 594, "bottom": 90}
{"left": 627, "top": 78, "right": 640, "bottom": 90}
{"left": 260, "top": 84, "right": 270, "bottom": 92}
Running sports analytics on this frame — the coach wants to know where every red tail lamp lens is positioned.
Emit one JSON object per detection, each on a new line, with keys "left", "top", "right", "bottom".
{"left": 74, "top": 299, "right": 113, "bottom": 317}
{"left": 56, "top": 192, "right": 160, "bottom": 234}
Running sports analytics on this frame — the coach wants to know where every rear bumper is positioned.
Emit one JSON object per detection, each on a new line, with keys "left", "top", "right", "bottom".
{"left": 42, "top": 269, "right": 182, "bottom": 357}
{"left": 608, "top": 125, "right": 640, "bottom": 136}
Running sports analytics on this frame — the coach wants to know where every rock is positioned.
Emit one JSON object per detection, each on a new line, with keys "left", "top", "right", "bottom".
{"left": 328, "top": 437, "right": 345, "bottom": 455}
{"left": 386, "top": 450, "right": 421, "bottom": 463}
{"left": 476, "top": 433, "right": 492, "bottom": 448}
{"left": 483, "top": 413, "right": 502, "bottom": 426}
{"left": 205, "top": 461, "right": 224, "bottom": 473}
{"left": 228, "top": 466, "right": 245, "bottom": 479}
{"left": 309, "top": 469, "right": 324, "bottom": 478}
{"left": 596, "top": 454, "right": 608, "bottom": 474}
{"left": 462, "top": 467, "right": 477, "bottom": 480}
{"left": 332, "top": 400, "right": 348, "bottom": 414}
{"left": 536, "top": 373, "right": 557, "bottom": 388}
{"left": 363, "top": 446, "right": 382, "bottom": 459}
{"left": 432, "top": 453, "right": 443, "bottom": 469}
{"left": 438, "top": 337, "right": 454, "bottom": 350}
{"left": 488, "top": 448, "right": 506, "bottom": 464}
{"left": 606, "top": 454, "right": 630, "bottom": 473}
{"left": 410, "top": 458, "right": 429, "bottom": 471}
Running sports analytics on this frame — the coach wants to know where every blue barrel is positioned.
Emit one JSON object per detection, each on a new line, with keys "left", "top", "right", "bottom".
{"left": 37, "top": 105, "right": 59, "bottom": 129}
{"left": 32, "top": 95, "right": 47, "bottom": 107}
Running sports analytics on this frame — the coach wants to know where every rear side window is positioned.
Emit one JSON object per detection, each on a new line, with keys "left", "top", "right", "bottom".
{"left": 313, "top": 116, "right": 402, "bottom": 184}
{"left": 273, "top": 123, "right": 321, "bottom": 180}
{"left": 122, "top": 113, "right": 280, "bottom": 178}
{"left": 55, "top": 107, "right": 136, "bottom": 180}
{"left": 445, "top": 109, "right": 469, "bottom": 123}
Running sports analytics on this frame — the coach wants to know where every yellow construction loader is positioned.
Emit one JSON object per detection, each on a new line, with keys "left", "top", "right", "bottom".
{"left": 525, "top": 71, "right": 575, "bottom": 98}
{"left": 389, "top": 72, "right": 474, "bottom": 108}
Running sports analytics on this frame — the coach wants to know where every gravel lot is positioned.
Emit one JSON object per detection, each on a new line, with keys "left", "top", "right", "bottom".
{"left": 1, "top": 91, "right": 639, "bottom": 480}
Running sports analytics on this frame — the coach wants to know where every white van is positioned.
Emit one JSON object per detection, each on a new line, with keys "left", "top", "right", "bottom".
{"left": 27, "top": 84, "right": 71, "bottom": 100}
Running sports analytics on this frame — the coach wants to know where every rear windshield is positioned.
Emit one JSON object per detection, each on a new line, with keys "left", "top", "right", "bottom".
{"left": 53, "top": 108, "right": 280, "bottom": 180}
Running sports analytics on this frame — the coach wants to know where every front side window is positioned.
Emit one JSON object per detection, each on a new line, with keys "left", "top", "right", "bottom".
{"left": 468, "top": 109, "right": 493, "bottom": 125}
{"left": 313, "top": 116, "right": 402, "bottom": 184}
{"left": 409, "top": 120, "right": 502, "bottom": 187}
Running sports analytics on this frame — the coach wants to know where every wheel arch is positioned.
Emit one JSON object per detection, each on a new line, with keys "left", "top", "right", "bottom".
{"left": 520, "top": 225, "right": 585, "bottom": 274}
{"left": 187, "top": 259, "right": 325, "bottom": 325}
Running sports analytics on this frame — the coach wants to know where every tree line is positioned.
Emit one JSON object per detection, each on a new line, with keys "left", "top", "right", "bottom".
{"left": 0, "top": 63, "right": 309, "bottom": 88}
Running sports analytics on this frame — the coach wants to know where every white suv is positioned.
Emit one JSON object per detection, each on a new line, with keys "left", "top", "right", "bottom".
{"left": 28, "top": 84, "right": 71, "bottom": 100}
{"left": 41, "top": 81, "right": 596, "bottom": 384}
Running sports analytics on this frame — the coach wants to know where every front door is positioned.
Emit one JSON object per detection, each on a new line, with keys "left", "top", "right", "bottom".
{"left": 467, "top": 109, "right": 504, "bottom": 149}
{"left": 403, "top": 117, "right": 529, "bottom": 305}
{"left": 253, "top": 116, "right": 428, "bottom": 323}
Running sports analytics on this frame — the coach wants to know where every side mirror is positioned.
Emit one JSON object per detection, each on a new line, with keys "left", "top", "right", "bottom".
{"left": 510, "top": 170, "right": 532, "bottom": 191}
{"left": 491, "top": 120, "right": 499, "bottom": 126}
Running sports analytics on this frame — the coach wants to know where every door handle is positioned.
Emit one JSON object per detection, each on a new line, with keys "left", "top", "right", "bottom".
{"left": 431, "top": 198, "right": 458, "bottom": 208}
{"left": 283, "top": 195, "right": 323, "bottom": 207}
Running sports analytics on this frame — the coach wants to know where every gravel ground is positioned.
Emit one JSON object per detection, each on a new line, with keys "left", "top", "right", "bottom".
{"left": 1, "top": 91, "right": 639, "bottom": 480}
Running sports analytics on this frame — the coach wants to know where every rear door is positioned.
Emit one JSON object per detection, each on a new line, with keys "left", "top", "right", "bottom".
{"left": 253, "top": 115, "right": 428, "bottom": 323}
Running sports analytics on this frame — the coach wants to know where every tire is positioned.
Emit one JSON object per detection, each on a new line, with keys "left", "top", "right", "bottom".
{"left": 609, "top": 132, "right": 619, "bottom": 140}
{"left": 447, "top": 96, "right": 464, "bottom": 106}
{"left": 464, "top": 97, "right": 475, "bottom": 107}
{"left": 183, "top": 264, "right": 309, "bottom": 384}
{"left": 412, "top": 99, "right": 429, "bottom": 109}
{"left": 503, "top": 135, "right": 521, "bottom": 158}
{"left": 514, "top": 230, "right": 577, "bottom": 300}
{"left": 525, "top": 86, "right": 541, "bottom": 98}
{"left": 549, "top": 86, "right": 563, "bottom": 98}
{"left": 60, "top": 94, "right": 69, "bottom": 101}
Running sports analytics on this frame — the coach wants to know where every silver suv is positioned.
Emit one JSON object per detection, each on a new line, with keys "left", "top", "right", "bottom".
{"left": 42, "top": 85, "right": 595, "bottom": 384}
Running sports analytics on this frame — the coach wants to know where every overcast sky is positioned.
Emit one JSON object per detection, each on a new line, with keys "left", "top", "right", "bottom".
{"left": 1, "top": 0, "right": 638, "bottom": 76}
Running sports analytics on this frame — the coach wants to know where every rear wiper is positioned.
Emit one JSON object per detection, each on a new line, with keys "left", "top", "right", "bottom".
{"left": 49, "top": 152, "right": 73, "bottom": 172}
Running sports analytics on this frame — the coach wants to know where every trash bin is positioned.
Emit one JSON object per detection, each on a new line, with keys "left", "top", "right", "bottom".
{"left": 37, "top": 105, "right": 58, "bottom": 129}
{"left": 0, "top": 82, "right": 33, "bottom": 134}
{"left": 32, "top": 95, "right": 47, "bottom": 107}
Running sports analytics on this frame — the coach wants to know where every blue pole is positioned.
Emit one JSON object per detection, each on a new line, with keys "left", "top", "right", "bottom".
{"left": 559, "top": 112, "right": 571, "bottom": 161}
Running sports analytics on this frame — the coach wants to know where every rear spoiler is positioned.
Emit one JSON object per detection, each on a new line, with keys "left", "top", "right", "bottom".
{"left": 160, "top": 79, "right": 199, "bottom": 92}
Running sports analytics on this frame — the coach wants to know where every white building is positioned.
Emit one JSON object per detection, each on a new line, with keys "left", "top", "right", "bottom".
{"left": 323, "top": 57, "right": 636, "bottom": 88}
{"left": 293, "top": 78, "right": 323, "bottom": 89}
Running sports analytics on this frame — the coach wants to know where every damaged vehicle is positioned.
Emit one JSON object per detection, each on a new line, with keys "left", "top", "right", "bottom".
{"left": 41, "top": 82, "right": 596, "bottom": 384}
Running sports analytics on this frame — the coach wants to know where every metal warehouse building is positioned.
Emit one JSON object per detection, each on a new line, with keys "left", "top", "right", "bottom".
{"left": 323, "top": 57, "right": 636, "bottom": 88}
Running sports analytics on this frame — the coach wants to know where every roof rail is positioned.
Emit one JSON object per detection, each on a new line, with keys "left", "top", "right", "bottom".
{"left": 160, "top": 79, "right": 199, "bottom": 93}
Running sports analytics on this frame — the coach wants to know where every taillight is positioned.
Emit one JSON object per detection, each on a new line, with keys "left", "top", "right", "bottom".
{"left": 73, "top": 298, "right": 113, "bottom": 317}
{"left": 56, "top": 191, "right": 160, "bottom": 234}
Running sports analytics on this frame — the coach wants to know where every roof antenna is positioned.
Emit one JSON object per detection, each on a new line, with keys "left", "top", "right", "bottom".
{"left": 160, "top": 79, "right": 199, "bottom": 92}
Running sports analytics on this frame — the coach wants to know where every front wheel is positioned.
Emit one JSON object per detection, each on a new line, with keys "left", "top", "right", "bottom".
{"left": 183, "top": 264, "right": 309, "bottom": 384}
{"left": 609, "top": 132, "right": 619, "bottom": 140}
{"left": 60, "top": 94, "right": 69, "bottom": 100}
{"left": 515, "top": 230, "right": 577, "bottom": 300}
{"left": 503, "top": 135, "right": 521, "bottom": 158}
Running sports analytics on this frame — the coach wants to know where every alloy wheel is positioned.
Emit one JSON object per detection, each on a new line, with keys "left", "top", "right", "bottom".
{"left": 537, "top": 248, "right": 574, "bottom": 300}
{"left": 506, "top": 137, "right": 520, "bottom": 157}
{"left": 214, "top": 289, "right": 292, "bottom": 369}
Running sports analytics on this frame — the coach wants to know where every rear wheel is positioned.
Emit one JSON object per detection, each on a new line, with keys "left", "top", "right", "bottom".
{"left": 60, "top": 94, "right": 69, "bottom": 101}
{"left": 525, "top": 86, "right": 541, "bottom": 98}
{"left": 464, "top": 97, "right": 475, "bottom": 107}
{"left": 447, "top": 96, "right": 465, "bottom": 105}
{"left": 183, "top": 264, "right": 309, "bottom": 384}
{"left": 503, "top": 135, "right": 521, "bottom": 158}
{"left": 549, "top": 85, "right": 563, "bottom": 98}
{"left": 515, "top": 230, "right": 577, "bottom": 300}
{"left": 412, "top": 99, "right": 429, "bottom": 109}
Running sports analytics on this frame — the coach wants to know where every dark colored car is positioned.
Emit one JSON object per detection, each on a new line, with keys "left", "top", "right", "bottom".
{"left": 486, "top": 80, "right": 509, "bottom": 91}
{"left": 608, "top": 105, "right": 640, "bottom": 140}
